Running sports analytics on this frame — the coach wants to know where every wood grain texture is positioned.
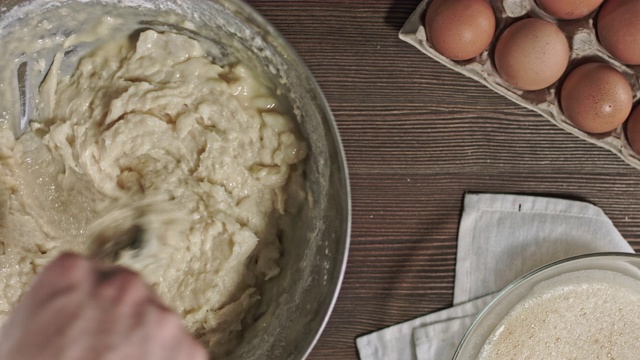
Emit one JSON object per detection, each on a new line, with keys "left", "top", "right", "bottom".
{"left": 247, "top": 1, "right": 640, "bottom": 359}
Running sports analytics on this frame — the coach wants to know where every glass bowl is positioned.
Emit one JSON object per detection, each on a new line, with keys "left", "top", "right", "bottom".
{"left": 453, "top": 252, "right": 640, "bottom": 359}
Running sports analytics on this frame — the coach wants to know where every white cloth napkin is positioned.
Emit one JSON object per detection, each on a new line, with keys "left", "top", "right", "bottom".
{"left": 356, "top": 193, "right": 634, "bottom": 360}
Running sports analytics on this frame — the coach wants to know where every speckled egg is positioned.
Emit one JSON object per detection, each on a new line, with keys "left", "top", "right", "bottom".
{"left": 536, "top": 0, "right": 603, "bottom": 20}
{"left": 625, "top": 105, "right": 640, "bottom": 154}
{"left": 424, "top": 0, "right": 496, "bottom": 61}
{"left": 494, "top": 18, "right": 570, "bottom": 91}
{"left": 561, "top": 62, "right": 633, "bottom": 134}
{"left": 597, "top": 0, "right": 640, "bottom": 65}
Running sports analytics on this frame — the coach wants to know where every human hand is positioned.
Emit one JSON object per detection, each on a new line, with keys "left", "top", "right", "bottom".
{"left": 0, "top": 253, "right": 208, "bottom": 360}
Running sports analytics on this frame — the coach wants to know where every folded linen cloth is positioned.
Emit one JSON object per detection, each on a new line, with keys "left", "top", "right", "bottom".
{"left": 356, "top": 193, "right": 634, "bottom": 360}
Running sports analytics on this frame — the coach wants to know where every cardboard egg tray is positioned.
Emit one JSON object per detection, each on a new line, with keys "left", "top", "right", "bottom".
{"left": 400, "top": 0, "right": 640, "bottom": 170}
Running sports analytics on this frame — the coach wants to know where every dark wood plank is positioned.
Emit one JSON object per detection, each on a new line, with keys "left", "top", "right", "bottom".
{"left": 248, "top": 1, "right": 640, "bottom": 359}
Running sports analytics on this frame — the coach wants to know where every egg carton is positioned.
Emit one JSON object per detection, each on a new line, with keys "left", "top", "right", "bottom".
{"left": 400, "top": 0, "right": 640, "bottom": 170}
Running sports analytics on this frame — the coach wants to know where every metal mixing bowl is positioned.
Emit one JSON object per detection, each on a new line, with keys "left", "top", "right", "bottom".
{"left": 0, "top": 1, "right": 351, "bottom": 359}
{"left": 454, "top": 252, "right": 640, "bottom": 359}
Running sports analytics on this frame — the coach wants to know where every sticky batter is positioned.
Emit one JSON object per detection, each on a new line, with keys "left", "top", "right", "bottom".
{"left": 0, "top": 27, "right": 306, "bottom": 355}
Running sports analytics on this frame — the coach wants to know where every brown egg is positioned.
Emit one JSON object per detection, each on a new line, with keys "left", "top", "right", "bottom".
{"left": 494, "top": 18, "right": 570, "bottom": 91}
{"left": 597, "top": 0, "right": 640, "bottom": 65}
{"left": 561, "top": 62, "right": 633, "bottom": 134}
{"left": 626, "top": 105, "right": 640, "bottom": 154}
{"left": 536, "top": 0, "right": 603, "bottom": 20}
{"left": 424, "top": 0, "right": 496, "bottom": 61}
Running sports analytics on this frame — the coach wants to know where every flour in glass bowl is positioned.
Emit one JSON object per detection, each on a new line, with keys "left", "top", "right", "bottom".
{"left": 0, "top": 1, "right": 307, "bottom": 356}
{"left": 478, "top": 269, "right": 640, "bottom": 359}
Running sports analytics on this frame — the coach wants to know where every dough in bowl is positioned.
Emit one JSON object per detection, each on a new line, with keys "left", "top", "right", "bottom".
{"left": 0, "top": 25, "right": 307, "bottom": 355}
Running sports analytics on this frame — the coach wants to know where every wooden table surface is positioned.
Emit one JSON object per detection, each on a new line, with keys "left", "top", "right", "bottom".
{"left": 248, "top": 1, "right": 640, "bottom": 359}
